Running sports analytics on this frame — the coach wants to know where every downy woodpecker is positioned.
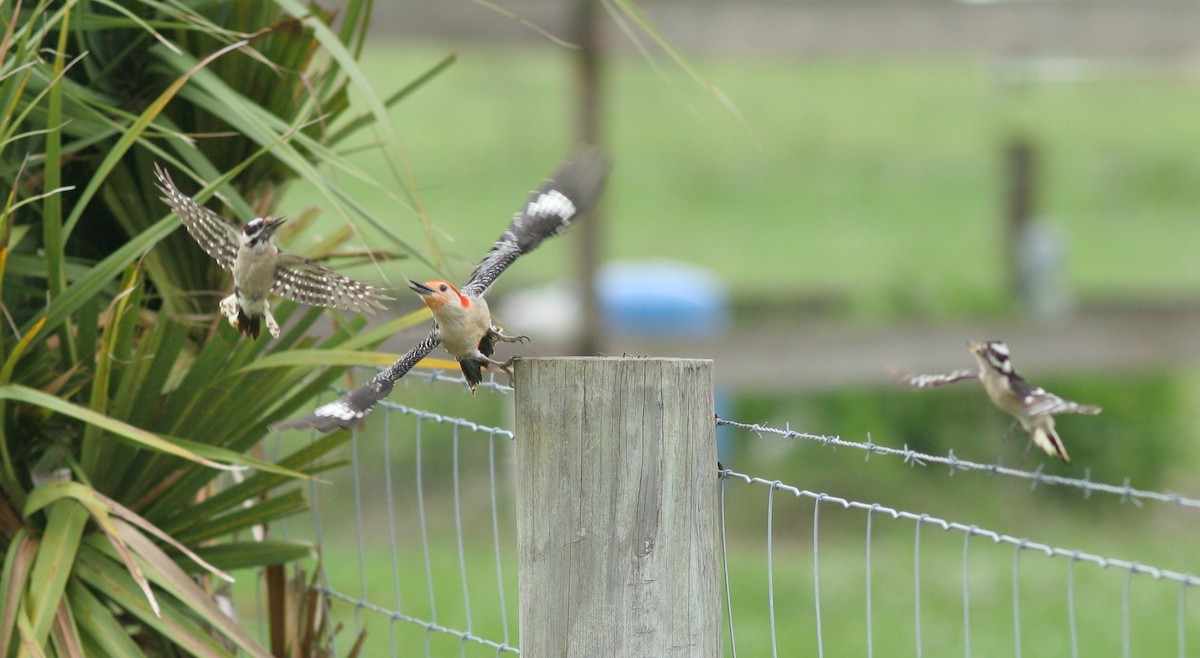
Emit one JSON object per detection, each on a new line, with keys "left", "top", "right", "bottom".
{"left": 894, "top": 340, "right": 1101, "bottom": 463}
{"left": 154, "top": 164, "right": 391, "bottom": 339}
{"left": 272, "top": 146, "right": 612, "bottom": 433}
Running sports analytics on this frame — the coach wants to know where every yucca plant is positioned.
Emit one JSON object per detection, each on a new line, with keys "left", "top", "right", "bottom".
{"left": 0, "top": 0, "right": 450, "bottom": 654}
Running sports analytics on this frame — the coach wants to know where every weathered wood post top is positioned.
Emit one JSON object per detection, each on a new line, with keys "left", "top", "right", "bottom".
{"left": 514, "top": 356, "right": 721, "bottom": 657}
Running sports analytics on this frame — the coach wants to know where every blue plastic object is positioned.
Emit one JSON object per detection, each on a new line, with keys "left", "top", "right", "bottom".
{"left": 598, "top": 260, "right": 729, "bottom": 338}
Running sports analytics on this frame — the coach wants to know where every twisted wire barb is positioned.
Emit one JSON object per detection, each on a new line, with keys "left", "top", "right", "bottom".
{"left": 716, "top": 416, "right": 1200, "bottom": 509}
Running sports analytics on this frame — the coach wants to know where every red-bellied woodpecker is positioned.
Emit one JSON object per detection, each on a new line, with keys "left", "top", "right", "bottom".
{"left": 271, "top": 145, "right": 612, "bottom": 433}
{"left": 893, "top": 340, "right": 1101, "bottom": 463}
{"left": 154, "top": 164, "right": 391, "bottom": 339}
{"left": 406, "top": 278, "right": 528, "bottom": 393}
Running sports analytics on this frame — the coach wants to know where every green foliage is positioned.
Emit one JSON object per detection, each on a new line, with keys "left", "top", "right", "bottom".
{"left": 729, "top": 373, "right": 1189, "bottom": 501}
{"left": 0, "top": 0, "right": 446, "bottom": 654}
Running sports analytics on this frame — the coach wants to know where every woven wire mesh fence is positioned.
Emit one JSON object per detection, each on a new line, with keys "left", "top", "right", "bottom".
{"left": 267, "top": 370, "right": 520, "bottom": 657}
{"left": 715, "top": 417, "right": 1200, "bottom": 658}
{"left": 256, "top": 368, "right": 1200, "bottom": 657}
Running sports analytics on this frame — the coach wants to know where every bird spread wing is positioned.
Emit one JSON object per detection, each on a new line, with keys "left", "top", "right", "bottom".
{"left": 892, "top": 369, "right": 978, "bottom": 390}
{"left": 462, "top": 146, "right": 612, "bottom": 297}
{"left": 270, "top": 328, "right": 441, "bottom": 433}
{"left": 1013, "top": 380, "right": 1102, "bottom": 417}
{"left": 153, "top": 164, "right": 240, "bottom": 271}
{"left": 272, "top": 254, "right": 392, "bottom": 313}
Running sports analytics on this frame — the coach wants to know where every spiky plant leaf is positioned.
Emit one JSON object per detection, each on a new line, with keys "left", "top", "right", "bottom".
{"left": 1, "top": 0, "right": 449, "bottom": 654}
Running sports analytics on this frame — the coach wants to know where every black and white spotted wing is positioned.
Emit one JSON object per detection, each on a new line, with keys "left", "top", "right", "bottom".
{"left": 894, "top": 369, "right": 978, "bottom": 390}
{"left": 153, "top": 164, "right": 239, "bottom": 271}
{"left": 270, "top": 327, "right": 442, "bottom": 433}
{"left": 462, "top": 146, "right": 612, "bottom": 298}
{"left": 1013, "top": 380, "right": 1102, "bottom": 417}
{"left": 273, "top": 254, "right": 391, "bottom": 315}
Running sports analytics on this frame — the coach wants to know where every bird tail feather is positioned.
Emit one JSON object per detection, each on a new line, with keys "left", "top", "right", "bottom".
{"left": 1032, "top": 426, "right": 1070, "bottom": 464}
{"left": 237, "top": 309, "right": 261, "bottom": 339}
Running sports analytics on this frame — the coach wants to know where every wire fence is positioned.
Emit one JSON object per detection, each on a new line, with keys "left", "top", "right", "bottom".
{"left": 260, "top": 367, "right": 1200, "bottom": 657}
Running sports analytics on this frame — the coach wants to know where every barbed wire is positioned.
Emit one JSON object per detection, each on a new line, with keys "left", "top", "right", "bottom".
{"left": 720, "top": 467, "right": 1200, "bottom": 587}
{"left": 716, "top": 416, "right": 1200, "bottom": 510}
{"left": 322, "top": 589, "right": 519, "bottom": 655}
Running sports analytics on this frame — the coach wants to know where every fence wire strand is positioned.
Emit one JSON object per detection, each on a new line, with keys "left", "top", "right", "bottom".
{"left": 720, "top": 467, "right": 1200, "bottom": 587}
{"left": 1012, "top": 546, "right": 1022, "bottom": 658}
{"left": 962, "top": 532, "right": 972, "bottom": 658}
{"left": 812, "top": 498, "right": 824, "bottom": 658}
{"left": 716, "top": 416, "right": 1200, "bottom": 510}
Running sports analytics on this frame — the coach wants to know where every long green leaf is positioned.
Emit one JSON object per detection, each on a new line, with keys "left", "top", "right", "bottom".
{"left": 605, "top": 0, "right": 747, "bottom": 125}
{"left": 23, "top": 500, "right": 89, "bottom": 651}
{"left": 172, "top": 490, "right": 306, "bottom": 546}
{"left": 191, "top": 540, "right": 315, "bottom": 573}
{"left": 73, "top": 544, "right": 236, "bottom": 658}
{"left": 49, "top": 594, "right": 85, "bottom": 658}
{"left": 29, "top": 216, "right": 175, "bottom": 338}
{"left": 60, "top": 33, "right": 263, "bottom": 241}
{"left": 0, "top": 530, "right": 37, "bottom": 657}
{"left": 64, "top": 581, "right": 144, "bottom": 658}
{"left": 81, "top": 263, "right": 143, "bottom": 477}
{"left": 25, "top": 482, "right": 235, "bottom": 599}
{"left": 41, "top": 0, "right": 73, "bottom": 364}
{"left": 0, "top": 317, "right": 45, "bottom": 383}
{"left": 158, "top": 431, "right": 350, "bottom": 536}
{"left": 96, "top": 524, "right": 275, "bottom": 658}
{"left": 168, "top": 438, "right": 312, "bottom": 481}
{"left": 0, "top": 385, "right": 241, "bottom": 472}
{"left": 327, "top": 52, "right": 457, "bottom": 146}
{"left": 237, "top": 348, "right": 457, "bottom": 373}
{"left": 26, "top": 484, "right": 162, "bottom": 619}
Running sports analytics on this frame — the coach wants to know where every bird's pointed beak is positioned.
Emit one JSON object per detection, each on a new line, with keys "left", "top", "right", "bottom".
{"left": 263, "top": 216, "right": 288, "bottom": 232}
{"left": 408, "top": 279, "right": 435, "bottom": 296}
{"left": 967, "top": 341, "right": 985, "bottom": 354}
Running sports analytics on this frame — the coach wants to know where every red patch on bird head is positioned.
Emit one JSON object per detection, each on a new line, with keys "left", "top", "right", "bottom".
{"left": 420, "top": 280, "right": 468, "bottom": 309}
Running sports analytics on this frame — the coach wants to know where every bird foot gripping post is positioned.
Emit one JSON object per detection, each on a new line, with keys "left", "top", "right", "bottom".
{"left": 272, "top": 146, "right": 613, "bottom": 433}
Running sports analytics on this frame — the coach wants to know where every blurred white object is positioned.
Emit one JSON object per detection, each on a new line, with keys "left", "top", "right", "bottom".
{"left": 1015, "top": 219, "right": 1073, "bottom": 319}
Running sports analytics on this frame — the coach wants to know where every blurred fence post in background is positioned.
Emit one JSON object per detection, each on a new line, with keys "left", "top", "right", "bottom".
{"left": 1005, "top": 137, "right": 1071, "bottom": 318}
{"left": 514, "top": 357, "right": 721, "bottom": 656}
{"left": 1005, "top": 137, "right": 1036, "bottom": 304}
{"left": 572, "top": 0, "right": 606, "bottom": 356}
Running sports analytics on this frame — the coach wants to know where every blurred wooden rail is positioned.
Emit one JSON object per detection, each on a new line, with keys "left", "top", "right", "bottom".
{"left": 371, "top": 2, "right": 1200, "bottom": 58}
{"left": 360, "top": 304, "right": 1200, "bottom": 393}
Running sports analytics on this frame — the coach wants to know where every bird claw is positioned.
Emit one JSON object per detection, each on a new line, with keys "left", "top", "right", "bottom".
{"left": 219, "top": 294, "right": 238, "bottom": 322}
{"left": 494, "top": 331, "right": 528, "bottom": 344}
{"left": 490, "top": 355, "right": 522, "bottom": 389}
{"left": 264, "top": 306, "right": 280, "bottom": 338}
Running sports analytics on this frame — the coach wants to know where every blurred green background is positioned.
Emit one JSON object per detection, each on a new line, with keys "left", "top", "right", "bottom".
{"left": 267, "top": 2, "right": 1200, "bottom": 655}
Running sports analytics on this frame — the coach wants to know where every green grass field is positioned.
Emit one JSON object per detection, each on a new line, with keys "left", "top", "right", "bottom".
{"left": 269, "top": 43, "right": 1200, "bottom": 655}
{"left": 284, "top": 43, "right": 1200, "bottom": 318}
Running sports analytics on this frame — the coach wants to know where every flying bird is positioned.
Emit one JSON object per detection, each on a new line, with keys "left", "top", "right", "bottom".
{"left": 154, "top": 164, "right": 391, "bottom": 339}
{"left": 272, "top": 145, "right": 612, "bottom": 433}
{"left": 893, "top": 340, "right": 1101, "bottom": 463}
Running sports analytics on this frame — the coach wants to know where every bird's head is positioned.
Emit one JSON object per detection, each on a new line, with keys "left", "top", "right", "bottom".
{"left": 409, "top": 279, "right": 468, "bottom": 310}
{"left": 242, "top": 216, "right": 287, "bottom": 246}
{"left": 968, "top": 340, "right": 1013, "bottom": 375}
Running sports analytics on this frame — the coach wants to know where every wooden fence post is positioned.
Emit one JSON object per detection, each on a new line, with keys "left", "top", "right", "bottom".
{"left": 514, "top": 357, "right": 721, "bottom": 657}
